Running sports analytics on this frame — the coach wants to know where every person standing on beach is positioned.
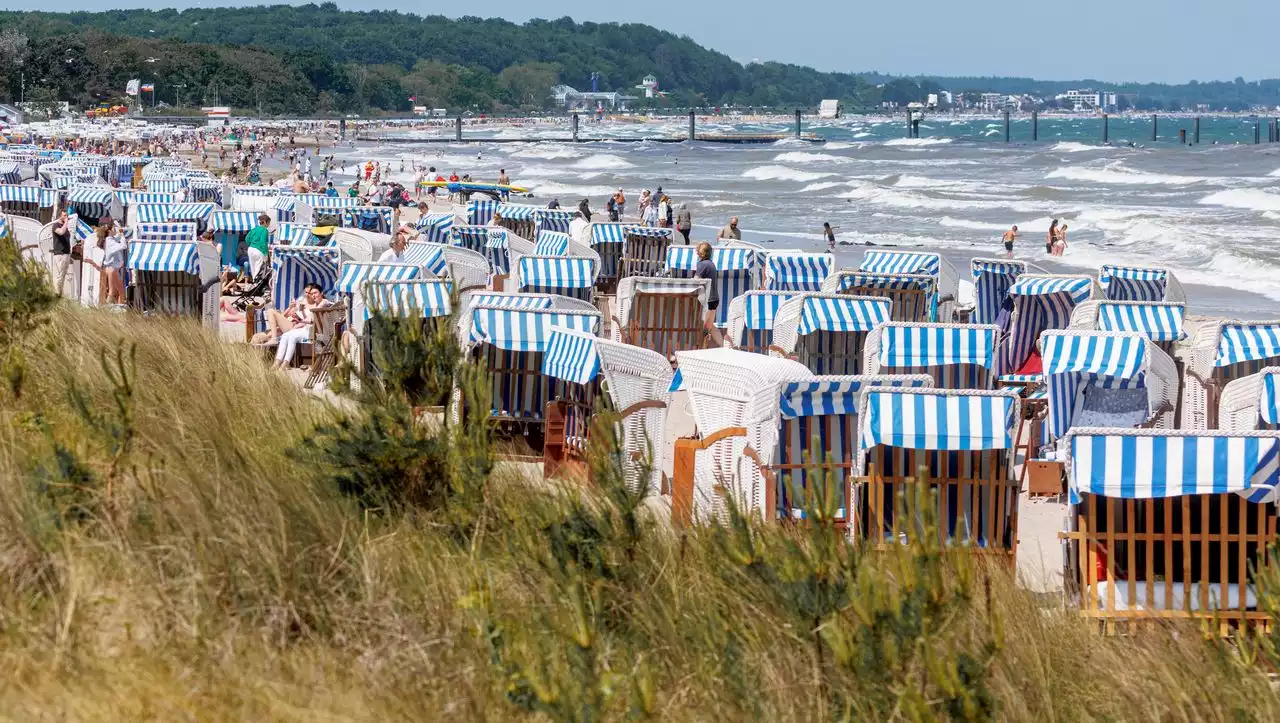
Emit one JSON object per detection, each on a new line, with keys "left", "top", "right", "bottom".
{"left": 1053, "top": 224, "right": 1068, "bottom": 256}
{"left": 577, "top": 198, "right": 592, "bottom": 223}
{"left": 658, "top": 195, "right": 671, "bottom": 228}
{"left": 1046, "top": 219, "right": 1058, "bottom": 254}
{"left": 50, "top": 209, "right": 72, "bottom": 297}
{"left": 824, "top": 222, "right": 837, "bottom": 253}
{"left": 497, "top": 168, "right": 511, "bottom": 201}
{"left": 717, "top": 217, "right": 741, "bottom": 241}
{"left": 613, "top": 189, "right": 626, "bottom": 220}
{"left": 1002, "top": 225, "right": 1018, "bottom": 259}
{"left": 695, "top": 242, "right": 724, "bottom": 347}
{"left": 245, "top": 214, "right": 271, "bottom": 280}
{"left": 676, "top": 204, "right": 692, "bottom": 244}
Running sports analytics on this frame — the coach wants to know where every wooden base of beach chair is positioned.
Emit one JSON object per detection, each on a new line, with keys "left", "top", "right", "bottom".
{"left": 543, "top": 401, "right": 589, "bottom": 482}
{"left": 1025, "top": 460, "right": 1064, "bottom": 497}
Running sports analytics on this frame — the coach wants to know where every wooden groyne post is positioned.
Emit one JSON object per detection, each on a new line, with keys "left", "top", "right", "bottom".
{"left": 571, "top": 113, "right": 579, "bottom": 142}
{"left": 688, "top": 110, "right": 695, "bottom": 141}
{"left": 1151, "top": 114, "right": 1157, "bottom": 142}
{"left": 454, "top": 116, "right": 462, "bottom": 142}
{"left": 1031, "top": 111, "right": 1038, "bottom": 141}
{"left": 1003, "top": 110, "right": 1010, "bottom": 142}
{"left": 794, "top": 109, "right": 802, "bottom": 139}
{"left": 1255, "top": 121, "right": 1261, "bottom": 144}
{"left": 1101, "top": 113, "right": 1109, "bottom": 143}
{"left": 1194, "top": 117, "right": 1201, "bottom": 145}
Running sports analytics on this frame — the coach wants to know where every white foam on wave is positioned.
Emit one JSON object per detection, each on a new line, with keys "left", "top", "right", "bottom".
{"left": 882, "top": 137, "right": 954, "bottom": 147}
{"left": 508, "top": 145, "right": 583, "bottom": 160}
{"left": 1046, "top": 166, "right": 1205, "bottom": 186}
{"left": 773, "top": 151, "right": 848, "bottom": 163}
{"left": 799, "top": 181, "right": 848, "bottom": 193}
{"left": 1267, "top": 168, "right": 1280, "bottom": 178}
{"left": 825, "top": 141, "right": 856, "bottom": 150}
{"left": 1198, "top": 188, "right": 1280, "bottom": 212}
{"left": 852, "top": 132, "right": 873, "bottom": 138}
{"left": 572, "top": 154, "right": 635, "bottom": 170}
{"left": 839, "top": 180, "right": 1040, "bottom": 214}
{"left": 1050, "top": 141, "right": 1106, "bottom": 153}
{"left": 742, "top": 165, "right": 835, "bottom": 183}
{"left": 521, "top": 179, "right": 617, "bottom": 199}
{"left": 938, "top": 217, "right": 1009, "bottom": 231}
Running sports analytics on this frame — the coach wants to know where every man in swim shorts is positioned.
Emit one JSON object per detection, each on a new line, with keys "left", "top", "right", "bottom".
{"left": 1002, "top": 225, "right": 1018, "bottom": 259}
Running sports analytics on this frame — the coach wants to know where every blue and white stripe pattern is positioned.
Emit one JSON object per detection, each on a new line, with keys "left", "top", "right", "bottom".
{"left": 1067, "top": 430, "right": 1280, "bottom": 501}
{"left": 780, "top": 375, "right": 931, "bottom": 419}
{"left": 469, "top": 307, "right": 600, "bottom": 351}
{"left": 1000, "top": 275, "right": 1094, "bottom": 377}
{"left": 1041, "top": 332, "right": 1148, "bottom": 440}
{"left": 1263, "top": 372, "right": 1280, "bottom": 426}
{"left": 496, "top": 202, "right": 537, "bottom": 221}
{"left": 1096, "top": 302, "right": 1186, "bottom": 343}
{"left": 878, "top": 324, "right": 997, "bottom": 370}
{"left": 483, "top": 229, "right": 512, "bottom": 275}
{"left": 541, "top": 325, "right": 602, "bottom": 385}
{"left": 797, "top": 296, "right": 891, "bottom": 336}
{"left": 185, "top": 178, "right": 224, "bottom": 204}
{"left": 362, "top": 280, "right": 452, "bottom": 322}
{"left": 127, "top": 241, "right": 199, "bottom": 274}
{"left": 275, "top": 223, "right": 315, "bottom": 246}
{"left": 860, "top": 250, "right": 940, "bottom": 277}
{"left": 336, "top": 262, "right": 421, "bottom": 295}
{"left": 342, "top": 206, "right": 393, "bottom": 232}
{"left": 467, "top": 200, "right": 498, "bottom": 226}
{"left": 534, "top": 209, "right": 575, "bottom": 234}
{"left": 296, "top": 194, "right": 358, "bottom": 210}
{"left": 1099, "top": 264, "right": 1168, "bottom": 302}
{"left": 0, "top": 216, "right": 8, "bottom": 241}
{"left": 1215, "top": 323, "right": 1280, "bottom": 368}
{"left": 744, "top": 291, "right": 794, "bottom": 330}
{"left": 270, "top": 247, "right": 340, "bottom": 310}
{"left": 765, "top": 251, "right": 833, "bottom": 292}
{"left": 467, "top": 293, "right": 553, "bottom": 311}
{"left": 416, "top": 212, "right": 454, "bottom": 243}
{"left": 66, "top": 186, "right": 114, "bottom": 206}
{"left": 0, "top": 184, "right": 41, "bottom": 204}
{"left": 234, "top": 185, "right": 280, "bottom": 197}
{"left": 1009, "top": 275, "right": 1093, "bottom": 303}
{"left": 147, "top": 179, "right": 186, "bottom": 194}
{"left": 667, "top": 244, "right": 760, "bottom": 326}
{"left": 589, "top": 224, "right": 628, "bottom": 244}
{"left": 450, "top": 225, "right": 489, "bottom": 253}
{"left": 119, "top": 191, "right": 177, "bottom": 207}
{"left": 133, "top": 222, "right": 198, "bottom": 242}
{"left": 516, "top": 256, "right": 596, "bottom": 299}
{"left": 131, "top": 203, "right": 174, "bottom": 224}
{"left": 0, "top": 163, "right": 21, "bottom": 184}
{"left": 169, "top": 203, "right": 216, "bottom": 222}
{"left": 273, "top": 195, "right": 296, "bottom": 212}
{"left": 400, "top": 243, "right": 450, "bottom": 276}
{"left": 534, "top": 230, "right": 572, "bottom": 256}
{"left": 209, "top": 211, "right": 260, "bottom": 232}
{"left": 860, "top": 389, "right": 1019, "bottom": 451}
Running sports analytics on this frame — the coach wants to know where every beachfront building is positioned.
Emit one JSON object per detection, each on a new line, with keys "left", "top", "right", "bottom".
{"left": 549, "top": 84, "right": 637, "bottom": 111}
{"left": 1056, "top": 89, "right": 1118, "bottom": 112}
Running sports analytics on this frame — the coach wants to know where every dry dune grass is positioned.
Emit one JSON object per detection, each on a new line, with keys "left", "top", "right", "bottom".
{"left": 0, "top": 305, "right": 1278, "bottom": 721}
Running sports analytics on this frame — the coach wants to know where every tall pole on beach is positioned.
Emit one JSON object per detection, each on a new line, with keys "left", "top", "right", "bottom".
{"left": 571, "top": 112, "right": 579, "bottom": 142}
{"left": 1194, "top": 117, "right": 1200, "bottom": 145}
{"left": 1031, "top": 111, "right": 1038, "bottom": 141}
{"left": 1101, "top": 113, "right": 1109, "bottom": 144}
{"left": 1003, "top": 110, "right": 1010, "bottom": 143}
{"left": 794, "top": 108, "right": 802, "bottom": 139}
{"left": 688, "top": 110, "right": 695, "bottom": 141}
{"left": 1151, "top": 114, "right": 1157, "bottom": 142}
{"left": 455, "top": 115, "right": 462, "bottom": 142}
{"left": 1254, "top": 121, "right": 1261, "bottom": 144}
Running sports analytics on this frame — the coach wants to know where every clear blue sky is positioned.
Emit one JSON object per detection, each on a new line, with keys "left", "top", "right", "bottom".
{"left": 4, "top": 0, "right": 1274, "bottom": 84}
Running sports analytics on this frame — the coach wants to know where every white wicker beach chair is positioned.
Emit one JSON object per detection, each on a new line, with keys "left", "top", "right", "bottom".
{"left": 995, "top": 274, "right": 1098, "bottom": 381}
{"left": 968, "top": 258, "right": 1039, "bottom": 326}
{"left": 856, "top": 387, "right": 1023, "bottom": 558}
{"left": 1068, "top": 300, "right": 1187, "bottom": 352}
{"left": 763, "top": 250, "right": 833, "bottom": 292}
{"left": 770, "top": 293, "right": 891, "bottom": 375}
{"left": 1218, "top": 367, "right": 1280, "bottom": 433}
{"left": 665, "top": 243, "right": 761, "bottom": 327}
{"left": 1059, "top": 427, "right": 1280, "bottom": 630}
{"left": 1098, "top": 263, "right": 1187, "bottom": 303}
{"left": 863, "top": 322, "right": 999, "bottom": 390}
{"left": 1183, "top": 319, "right": 1280, "bottom": 430}
{"left": 612, "top": 276, "right": 711, "bottom": 358}
{"left": 331, "top": 227, "right": 393, "bottom": 263}
{"left": 725, "top": 290, "right": 795, "bottom": 353}
{"left": 127, "top": 239, "right": 221, "bottom": 329}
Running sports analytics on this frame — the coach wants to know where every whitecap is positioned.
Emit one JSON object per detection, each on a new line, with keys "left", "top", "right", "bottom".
{"left": 741, "top": 165, "right": 835, "bottom": 183}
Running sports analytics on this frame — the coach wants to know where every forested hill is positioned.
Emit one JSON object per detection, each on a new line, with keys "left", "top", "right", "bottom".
{"left": 0, "top": 4, "right": 881, "bottom": 114}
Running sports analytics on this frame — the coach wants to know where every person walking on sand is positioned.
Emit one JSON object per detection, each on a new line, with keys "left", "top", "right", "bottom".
{"left": 1002, "top": 225, "right": 1019, "bottom": 259}
{"left": 824, "top": 222, "right": 838, "bottom": 253}
{"left": 676, "top": 203, "right": 692, "bottom": 244}
{"left": 695, "top": 242, "right": 724, "bottom": 347}
{"left": 613, "top": 188, "right": 626, "bottom": 220}
{"left": 1046, "top": 219, "right": 1058, "bottom": 255}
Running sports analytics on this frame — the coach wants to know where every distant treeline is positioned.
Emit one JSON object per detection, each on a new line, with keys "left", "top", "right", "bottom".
{"left": 0, "top": 5, "right": 1276, "bottom": 115}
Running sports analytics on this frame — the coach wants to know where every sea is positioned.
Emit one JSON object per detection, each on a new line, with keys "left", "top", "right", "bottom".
{"left": 339, "top": 114, "right": 1280, "bottom": 318}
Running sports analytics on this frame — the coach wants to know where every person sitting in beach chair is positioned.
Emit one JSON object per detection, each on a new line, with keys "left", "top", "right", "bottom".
{"left": 262, "top": 282, "right": 331, "bottom": 370}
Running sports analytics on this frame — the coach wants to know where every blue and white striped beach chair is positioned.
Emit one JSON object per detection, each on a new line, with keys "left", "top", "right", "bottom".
{"left": 514, "top": 255, "right": 597, "bottom": 301}
{"left": 857, "top": 387, "right": 1023, "bottom": 556}
{"left": 1070, "top": 300, "right": 1187, "bottom": 355}
{"left": 613, "top": 276, "right": 711, "bottom": 358}
{"left": 725, "top": 290, "right": 795, "bottom": 354}
{"left": 1184, "top": 319, "right": 1280, "bottom": 429}
{"left": 995, "top": 273, "right": 1096, "bottom": 383}
{"left": 133, "top": 222, "right": 199, "bottom": 242}
{"left": 863, "top": 322, "right": 999, "bottom": 390}
{"left": 416, "top": 212, "right": 455, "bottom": 244}
{"left": 770, "top": 294, "right": 891, "bottom": 375}
{"left": 763, "top": 250, "right": 832, "bottom": 293}
{"left": 127, "top": 239, "right": 221, "bottom": 327}
{"left": 969, "top": 258, "right": 1026, "bottom": 325}
{"left": 1219, "top": 367, "right": 1280, "bottom": 432}
{"left": 1098, "top": 263, "right": 1185, "bottom": 303}
{"left": 666, "top": 243, "right": 760, "bottom": 327}
{"left": 1060, "top": 427, "right": 1280, "bottom": 629}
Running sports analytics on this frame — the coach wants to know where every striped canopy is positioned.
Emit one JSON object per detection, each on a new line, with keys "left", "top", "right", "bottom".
{"left": 66, "top": 186, "right": 115, "bottom": 205}
{"left": 744, "top": 291, "right": 794, "bottom": 330}
{"left": 169, "top": 203, "right": 216, "bottom": 222}
{"left": 400, "top": 243, "right": 450, "bottom": 276}
{"left": 0, "top": 185, "right": 41, "bottom": 203}
{"left": 342, "top": 206, "right": 393, "bottom": 230}
{"left": 1096, "top": 302, "right": 1186, "bottom": 342}
{"left": 234, "top": 185, "right": 280, "bottom": 197}
{"left": 765, "top": 252, "right": 833, "bottom": 292}
{"left": 469, "top": 307, "right": 600, "bottom": 352}
{"left": 590, "top": 223, "right": 671, "bottom": 244}
{"left": 270, "top": 247, "right": 340, "bottom": 310}
{"left": 127, "top": 241, "right": 199, "bottom": 274}
{"left": 467, "top": 200, "right": 498, "bottom": 226}
{"left": 496, "top": 203, "right": 538, "bottom": 221}
{"left": 131, "top": 203, "right": 175, "bottom": 224}
{"left": 1099, "top": 264, "right": 1168, "bottom": 302}
{"left": 119, "top": 191, "right": 178, "bottom": 207}
{"left": 665, "top": 244, "right": 757, "bottom": 273}
{"left": 0, "top": 216, "right": 8, "bottom": 240}
{"left": 273, "top": 196, "right": 296, "bottom": 211}
{"left": 467, "top": 293, "right": 554, "bottom": 311}
{"left": 1264, "top": 372, "right": 1280, "bottom": 426}
{"left": 450, "top": 225, "right": 489, "bottom": 252}
{"left": 147, "top": 179, "right": 186, "bottom": 194}
{"left": 1067, "top": 430, "right": 1280, "bottom": 501}
{"left": 541, "top": 325, "right": 601, "bottom": 385}
{"left": 275, "top": 223, "right": 315, "bottom": 246}
{"left": 535, "top": 209, "right": 575, "bottom": 233}
{"left": 416, "top": 212, "right": 455, "bottom": 243}
{"left": 878, "top": 324, "right": 997, "bottom": 369}
{"left": 210, "top": 211, "right": 261, "bottom": 232}
{"left": 860, "top": 389, "right": 1019, "bottom": 451}
{"left": 296, "top": 194, "right": 358, "bottom": 210}
{"left": 1042, "top": 332, "right": 1145, "bottom": 379}
{"left": 336, "top": 262, "right": 421, "bottom": 294}
{"left": 0, "top": 163, "right": 21, "bottom": 183}
{"left": 534, "top": 230, "right": 572, "bottom": 256}
{"left": 363, "top": 280, "right": 452, "bottom": 322}
{"left": 797, "top": 296, "right": 890, "bottom": 336}
{"left": 133, "top": 222, "right": 198, "bottom": 241}
{"left": 860, "top": 250, "right": 940, "bottom": 276}
{"left": 517, "top": 256, "right": 597, "bottom": 292}
{"left": 780, "top": 375, "right": 932, "bottom": 420}
{"left": 1215, "top": 323, "right": 1280, "bottom": 368}
{"left": 832, "top": 271, "right": 934, "bottom": 292}
{"left": 1009, "top": 275, "right": 1093, "bottom": 303}
{"left": 971, "top": 260, "right": 1028, "bottom": 310}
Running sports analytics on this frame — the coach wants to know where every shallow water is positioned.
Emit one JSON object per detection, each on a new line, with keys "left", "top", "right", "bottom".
{"left": 336, "top": 116, "right": 1280, "bottom": 318}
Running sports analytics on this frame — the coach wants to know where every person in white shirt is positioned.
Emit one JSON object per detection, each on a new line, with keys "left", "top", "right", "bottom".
{"left": 98, "top": 222, "right": 129, "bottom": 305}
{"left": 377, "top": 225, "right": 420, "bottom": 263}
{"left": 568, "top": 210, "right": 589, "bottom": 244}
